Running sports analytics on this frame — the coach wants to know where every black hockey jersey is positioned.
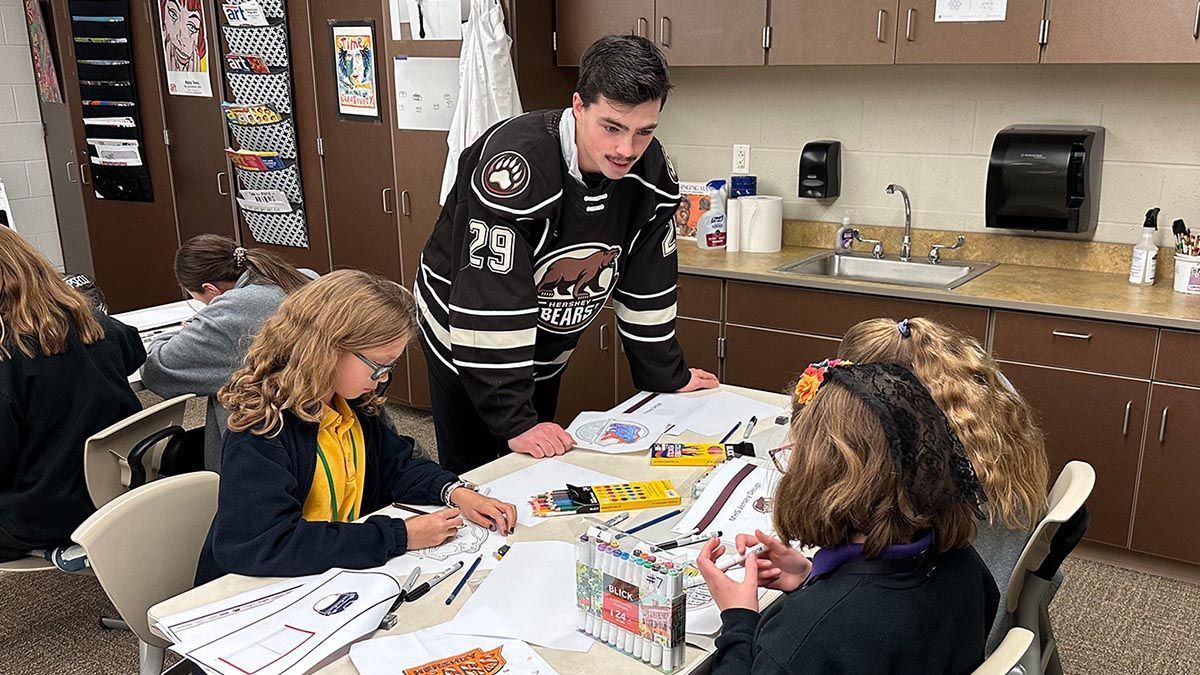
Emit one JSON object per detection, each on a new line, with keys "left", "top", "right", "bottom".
{"left": 415, "top": 108, "right": 689, "bottom": 440}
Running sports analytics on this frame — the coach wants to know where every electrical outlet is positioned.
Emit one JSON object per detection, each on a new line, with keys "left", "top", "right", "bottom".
{"left": 732, "top": 144, "right": 751, "bottom": 174}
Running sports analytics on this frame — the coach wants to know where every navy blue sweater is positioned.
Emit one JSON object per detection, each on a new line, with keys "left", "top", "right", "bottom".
{"left": 195, "top": 406, "right": 458, "bottom": 585}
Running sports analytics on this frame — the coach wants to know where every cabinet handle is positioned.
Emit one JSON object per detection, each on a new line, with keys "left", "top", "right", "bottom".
{"left": 1122, "top": 400, "right": 1132, "bottom": 436}
{"left": 80, "top": 162, "right": 91, "bottom": 185}
{"left": 1051, "top": 330, "right": 1092, "bottom": 340}
{"left": 636, "top": 17, "right": 648, "bottom": 38}
{"left": 599, "top": 323, "right": 609, "bottom": 352}
{"left": 382, "top": 187, "right": 394, "bottom": 214}
{"left": 1194, "top": 0, "right": 1200, "bottom": 39}
{"left": 877, "top": 9, "right": 888, "bottom": 43}
{"left": 1159, "top": 406, "right": 1170, "bottom": 443}
{"left": 905, "top": 8, "right": 916, "bottom": 41}
{"left": 400, "top": 189, "right": 411, "bottom": 216}
{"left": 660, "top": 16, "right": 671, "bottom": 47}
{"left": 216, "top": 171, "right": 229, "bottom": 196}
{"left": 66, "top": 161, "right": 78, "bottom": 184}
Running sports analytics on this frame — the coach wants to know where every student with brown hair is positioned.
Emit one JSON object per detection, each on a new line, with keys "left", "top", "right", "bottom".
{"left": 697, "top": 360, "right": 998, "bottom": 674}
{"left": 195, "top": 270, "right": 517, "bottom": 584}
{"left": 838, "top": 317, "right": 1050, "bottom": 650}
{"left": 0, "top": 228, "right": 144, "bottom": 567}
{"left": 141, "top": 235, "right": 313, "bottom": 470}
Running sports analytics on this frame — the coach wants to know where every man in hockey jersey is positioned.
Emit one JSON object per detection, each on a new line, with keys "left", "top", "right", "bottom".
{"left": 415, "top": 35, "right": 719, "bottom": 473}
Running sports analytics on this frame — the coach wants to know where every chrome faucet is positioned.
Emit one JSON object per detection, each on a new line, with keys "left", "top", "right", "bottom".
{"left": 886, "top": 184, "right": 913, "bottom": 262}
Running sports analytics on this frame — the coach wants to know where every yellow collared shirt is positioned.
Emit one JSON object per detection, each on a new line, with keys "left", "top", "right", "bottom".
{"left": 302, "top": 396, "right": 366, "bottom": 523}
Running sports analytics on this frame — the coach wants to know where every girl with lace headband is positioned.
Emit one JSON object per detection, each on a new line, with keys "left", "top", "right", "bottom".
{"left": 697, "top": 360, "right": 999, "bottom": 674}
{"left": 838, "top": 317, "right": 1050, "bottom": 653}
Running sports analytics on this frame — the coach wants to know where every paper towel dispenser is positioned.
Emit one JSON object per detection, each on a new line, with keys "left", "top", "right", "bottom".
{"left": 985, "top": 125, "right": 1104, "bottom": 233}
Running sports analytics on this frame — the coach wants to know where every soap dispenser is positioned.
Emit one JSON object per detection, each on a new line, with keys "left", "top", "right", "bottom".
{"left": 1129, "top": 207, "right": 1160, "bottom": 286}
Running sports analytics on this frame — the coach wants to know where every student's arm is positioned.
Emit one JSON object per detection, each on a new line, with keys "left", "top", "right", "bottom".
{"left": 712, "top": 609, "right": 793, "bottom": 675}
{"left": 139, "top": 299, "right": 247, "bottom": 397}
{"left": 100, "top": 314, "right": 146, "bottom": 376}
{"left": 0, "top": 394, "right": 19, "bottom": 483}
{"left": 365, "top": 416, "right": 459, "bottom": 505}
{"left": 209, "top": 433, "right": 408, "bottom": 577}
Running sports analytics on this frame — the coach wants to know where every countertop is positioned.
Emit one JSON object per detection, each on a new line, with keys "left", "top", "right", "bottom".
{"left": 677, "top": 245, "right": 1200, "bottom": 332}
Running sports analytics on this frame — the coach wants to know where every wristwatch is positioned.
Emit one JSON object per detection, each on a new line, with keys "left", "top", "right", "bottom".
{"left": 441, "top": 480, "right": 479, "bottom": 508}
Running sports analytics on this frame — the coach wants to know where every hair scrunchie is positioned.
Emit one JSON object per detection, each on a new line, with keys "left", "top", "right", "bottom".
{"left": 233, "top": 246, "right": 248, "bottom": 268}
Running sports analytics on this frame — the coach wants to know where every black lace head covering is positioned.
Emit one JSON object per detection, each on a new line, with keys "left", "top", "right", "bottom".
{"left": 823, "top": 362, "right": 986, "bottom": 518}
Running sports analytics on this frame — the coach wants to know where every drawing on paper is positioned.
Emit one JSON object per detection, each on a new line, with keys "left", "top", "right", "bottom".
{"left": 159, "top": 0, "right": 213, "bottom": 97}
{"left": 220, "top": 624, "right": 314, "bottom": 674}
{"left": 411, "top": 521, "right": 489, "bottom": 562}
{"left": 332, "top": 22, "right": 379, "bottom": 119}
{"left": 575, "top": 420, "right": 650, "bottom": 448}
{"left": 403, "top": 646, "right": 507, "bottom": 675}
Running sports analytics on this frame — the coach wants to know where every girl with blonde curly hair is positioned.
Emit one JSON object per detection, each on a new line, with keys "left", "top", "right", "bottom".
{"left": 838, "top": 316, "right": 1050, "bottom": 651}
{"left": 195, "top": 270, "right": 517, "bottom": 584}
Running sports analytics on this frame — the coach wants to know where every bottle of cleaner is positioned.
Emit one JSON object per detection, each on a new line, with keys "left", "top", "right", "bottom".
{"left": 1129, "top": 207, "right": 1160, "bottom": 285}
{"left": 696, "top": 179, "right": 727, "bottom": 251}
{"left": 835, "top": 211, "right": 855, "bottom": 250}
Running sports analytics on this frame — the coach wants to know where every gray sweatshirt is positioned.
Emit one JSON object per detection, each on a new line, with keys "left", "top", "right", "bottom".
{"left": 140, "top": 274, "right": 287, "bottom": 471}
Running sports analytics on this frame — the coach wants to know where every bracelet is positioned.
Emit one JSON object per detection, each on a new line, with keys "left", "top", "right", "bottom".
{"left": 441, "top": 480, "right": 479, "bottom": 508}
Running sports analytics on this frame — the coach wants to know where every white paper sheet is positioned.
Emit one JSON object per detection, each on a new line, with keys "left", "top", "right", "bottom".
{"left": 0, "top": 181, "right": 13, "bottom": 230}
{"left": 674, "top": 391, "right": 785, "bottom": 438}
{"left": 351, "top": 626, "right": 559, "bottom": 675}
{"left": 113, "top": 299, "right": 202, "bottom": 332}
{"left": 155, "top": 575, "right": 320, "bottom": 645}
{"left": 672, "top": 458, "right": 782, "bottom": 538}
{"left": 367, "top": 505, "right": 504, "bottom": 576}
{"left": 237, "top": 189, "right": 293, "bottom": 214}
{"left": 440, "top": 541, "right": 594, "bottom": 652}
{"left": 394, "top": 56, "right": 459, "bottom": 131}
{"left": 222, "top": 1, "right": 269, "bottom": 27}
{"left": 565, "top": 411, "right": 671, "bottom": 454}
{"left": 607, "top": 391, "right": 704, "bottom": 423}
{"left": 935, "top": 0, "right": 1007, "bottom": 22}
{"left": 480, "top": 458, "right": 623, "bottom": 527}
{"left": 405, "top": 0, "right": 462, "bottom": 39}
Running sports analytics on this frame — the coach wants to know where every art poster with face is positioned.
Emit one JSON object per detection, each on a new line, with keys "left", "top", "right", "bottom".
{"left": 331, "top": 22, "right": 379, "bottom": 120}
{"left": 159, "top": 0, "right": 212, "bottom": 97}
{"left": 23, "top": 1, "right": 62, "bottom": 104}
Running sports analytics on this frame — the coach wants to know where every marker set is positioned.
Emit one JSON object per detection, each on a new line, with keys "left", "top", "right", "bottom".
{"left": 575, "top": 529, "right": 687, "bottom": 672}
{"left": 530, "top": 480, "right": 682, "bottom": 517}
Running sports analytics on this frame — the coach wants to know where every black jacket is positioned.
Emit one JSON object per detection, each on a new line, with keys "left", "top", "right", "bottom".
{"left": 195, "top": 406, "right": 459, "bottom": 584}
{"left": 0, "top": 313, "right": 144, "bottom": 556}
{"left": 712, "top": 547, "right": 1000, "bottom": 674}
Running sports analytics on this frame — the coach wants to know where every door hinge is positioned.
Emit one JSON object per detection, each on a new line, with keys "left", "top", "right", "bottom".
{"left": 162, "top": 128, "right": 171, "bottom": 146}
{"left": 552, "top": 30, "right": 557, "bottom": 52}
{"left": 717, "top": 336, "right": 726, "bottom": 359}
{"left": 1038, "top": 19, "right": 1049, "bottom": 45}
{"left": 316, "top": 137, "right": 325, "bottom": 156}
{"left": 762, "top": 26, "right": 771, "bottom": 49}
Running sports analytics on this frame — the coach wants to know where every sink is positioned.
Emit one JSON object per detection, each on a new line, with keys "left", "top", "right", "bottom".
{"left": 772, "top": 251, "right": 997, "bottom": 290}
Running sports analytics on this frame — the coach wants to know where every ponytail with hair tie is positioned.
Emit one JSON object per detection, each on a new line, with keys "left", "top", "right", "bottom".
{"left": 233, "top": 246, "right": 248, "bottom": 268}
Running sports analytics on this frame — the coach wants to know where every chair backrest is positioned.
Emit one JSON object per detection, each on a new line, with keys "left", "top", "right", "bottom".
{"left": 0, "top": 556, "right": 56, "bottom": 573}
{"left": 72, "top": 471, "right": 219, "bottom": 647}
{"left": 84, "top": 393, "right": 195, "bottom": 508}
{"left": 1005, "top": 461, "right": 1096, "bottom": 612}
{"left": 973, "top": 628, "right": 1036, "bottom": 675}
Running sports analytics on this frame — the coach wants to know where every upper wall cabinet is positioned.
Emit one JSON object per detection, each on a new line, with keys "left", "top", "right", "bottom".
{"left": 1044, "top": 0, "right": 1200, "bottom": 63}
{"left": 555, "top": 0, "right": 767, "bottom": 67}
{"left": 768, "top": 1, "right": 900, "bottom": 65}
{"left": 894, "top": 0, "right": 1045, "bottom": 64}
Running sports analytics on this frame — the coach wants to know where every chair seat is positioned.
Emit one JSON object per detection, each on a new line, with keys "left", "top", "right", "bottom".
{"left": 0, "top": 556, "right": 55, "bottom": 572}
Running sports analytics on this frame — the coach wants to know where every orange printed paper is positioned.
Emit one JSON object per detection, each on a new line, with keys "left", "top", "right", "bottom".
{"left": 403, "top": 646, "right": 507, "bottom": 675}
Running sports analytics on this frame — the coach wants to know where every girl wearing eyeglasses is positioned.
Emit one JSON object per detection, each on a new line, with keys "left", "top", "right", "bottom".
{"left": 195, "top": 270, "right": 517, "bottom": 585}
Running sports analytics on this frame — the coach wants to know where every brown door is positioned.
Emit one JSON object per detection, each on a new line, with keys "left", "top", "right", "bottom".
{"left": 154, "top": 0, "right": 237, "bottom": 242}
{"left": 894, "top": 0, "right": 1045, "bottom": 64}
{"left": 1001, "top": 362, "right": 1147, "bottom": 548}
{"left": 617, "top": 318, "right": 721, "bottom": 400}
{"left": 769, "top": 0, "right": 900, "bottom": 65}
{"left": 1131, "top": 384, "right": 1200, "bottom": 564}
{"left": 309, "top": 1, "right": 401, "bottom": 280}
{"left": 723, "top": 325, "right": 840, "bottom": 394}
{"left": 554, "top": 0, "right": 652, "bottom": 66}
{"left": 556, "top": 308, "right": 617, "bottom": 425}
{"left": 654, "top": 0, "right": 768, "bottom": 66}
{"left": 1044, "top": 0, "right": 1200, "bottom": 63}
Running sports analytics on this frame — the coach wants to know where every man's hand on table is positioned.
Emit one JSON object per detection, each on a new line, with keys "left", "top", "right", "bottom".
{"left": 675, "top": 368, "right": 720, "bottom": 393}
{"left": 507, "top": 422, "right": 575, "bottom": 458}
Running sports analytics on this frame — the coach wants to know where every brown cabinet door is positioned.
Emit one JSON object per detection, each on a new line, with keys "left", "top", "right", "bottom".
{"left": 723, "top": 325, "right": 840, "bottom": 394}
{"left": 617, "top": 317, "right": 721, "bottom": 400}
{"left": 678, "top": 274, "right": 723, "bottom": 321}
{"left": 555, "top": 0, "right": 652, "bottom": 66}
{"left": 1131, "top": 384, "right": 1200, "bottom": 564}
{"left": 406, "top": 341, "right": 431, "bottom": 409}
{"left": 894, "top": 0, "right": 1045, "bottom": 64}
{"left": 1001, "top": 362, "right": 1147, "bottom": 548}
{"left": 310, "top": 1, "right": 402, "bottom": 281}
{"left": 556, "top": 309, "right": 617, "bottom": 425}
{"left": 393, "top": 131, "right": 451, "bottom": 288}
{"left": 991, "top": 310, "right": 1157, "bottom": 379}
{"left": 769, "top": 0, "right": 900, "bottom": 65}
{"left": 1153, "top": 330, "right": 1200, "bottom": 388}
{"left": 654, "top": 0, "right": 768, "bottom": 65}
{"left": 1044, "top": 0, "right": 1200, "bottom": 63}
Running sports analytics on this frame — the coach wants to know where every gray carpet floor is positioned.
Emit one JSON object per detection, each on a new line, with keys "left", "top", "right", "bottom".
{"left": 4, "top": 405, "right": 1198, "bottom": 674}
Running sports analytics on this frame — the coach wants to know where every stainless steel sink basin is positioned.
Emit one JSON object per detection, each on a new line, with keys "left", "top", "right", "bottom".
{"left": 772, "top": 251, "right": 997, "bottom": 290}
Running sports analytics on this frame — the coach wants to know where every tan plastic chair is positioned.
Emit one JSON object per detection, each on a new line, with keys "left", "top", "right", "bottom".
{"left": 974, "top": 628, "right": 1037, "bottom": 675}
{"left": 84, "top": 393, "right": 195, "bottom": 508}
{"left": 1000, "top": 460, "right": 1096, "bottom": 675}
{"left": 72, "top": 471, "right": 219, "bottom": 675}
{"left": 0, "top": 556, "right": 56, "bottom": 573}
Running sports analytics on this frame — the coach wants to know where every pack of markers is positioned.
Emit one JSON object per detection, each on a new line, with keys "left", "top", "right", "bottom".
{"left": 574, "top": 527, "right": 687, "bottom": 672}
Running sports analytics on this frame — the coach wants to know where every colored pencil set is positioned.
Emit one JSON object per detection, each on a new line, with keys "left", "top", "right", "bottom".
{"left": 529, "top": 480, "right": 681, "bottom": 517}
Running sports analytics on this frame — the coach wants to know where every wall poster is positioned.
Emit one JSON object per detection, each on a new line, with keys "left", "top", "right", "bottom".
{"left": 331, "top": 21, "right": 380, "bottom": 120}
{"left": 159, "top": 0, "right": 213, "bottom": 97}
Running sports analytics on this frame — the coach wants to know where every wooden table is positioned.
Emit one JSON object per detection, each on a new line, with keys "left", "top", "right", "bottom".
{"left": 148, "top": 385, "right": 789, "bottom": 674}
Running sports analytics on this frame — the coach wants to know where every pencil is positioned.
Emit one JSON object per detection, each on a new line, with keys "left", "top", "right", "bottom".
{"left": 392, "top": 503, "right": 434, "bottom": 516}
{"left": 445, "top": 555, "right": 483, "bottom": 605}
{"left": 624, "top": 508, "right": 683, "bottom": 536}
{"left": 719, "top": 422, "right": 741, "bottom": 444}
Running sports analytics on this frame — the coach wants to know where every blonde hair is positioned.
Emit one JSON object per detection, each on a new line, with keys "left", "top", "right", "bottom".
{"left": 219, "top": 270, "right": 418, "bottom": 435}
{"left": 838, "top": 317, "right": 1048, "bottom": 530}
{"left": 774, "top": 382, "right": 977, "bottom": 557}
{"left": 0, "top": 227, "right": 105, "bottom": 359}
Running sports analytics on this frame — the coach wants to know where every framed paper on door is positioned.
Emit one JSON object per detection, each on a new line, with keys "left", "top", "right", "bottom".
{"left": 330, "top": 21, "right": 380, "bottom": 120}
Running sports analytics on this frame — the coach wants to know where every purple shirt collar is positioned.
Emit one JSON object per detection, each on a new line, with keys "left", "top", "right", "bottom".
{"left": 807, "top": 530, "right": 935, "bottom": 582}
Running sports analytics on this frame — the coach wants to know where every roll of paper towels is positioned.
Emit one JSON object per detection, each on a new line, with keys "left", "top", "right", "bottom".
{"left": 738, "top": 195, "right": 783, "bottom": 253}
{"left": 726, "top": 197, "right": 741, "bottom": 253}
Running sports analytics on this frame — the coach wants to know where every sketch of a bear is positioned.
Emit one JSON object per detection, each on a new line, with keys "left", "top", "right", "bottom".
{"left": 537, "top": 247, "right": 620, "bottom": 299}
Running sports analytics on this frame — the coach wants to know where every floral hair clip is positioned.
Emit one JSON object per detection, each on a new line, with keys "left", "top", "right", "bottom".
{"left": 794, "top": 358, "right": 852, "bottom": 405}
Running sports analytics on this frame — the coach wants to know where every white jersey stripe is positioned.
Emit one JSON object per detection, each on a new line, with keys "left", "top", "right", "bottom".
{"left": 450, "top": 326, "right": 538, "bottom": 350}
{"left": 613, "top": 299, "right": 677, "bottom": 327}
{"left": 418, "top": 321, "right": 458, "bottom": 373}
{"left": 620, "top": 172, "right": 682, "bottom": 200}
{"left": 452, "top": 358, "right": 536, "bottom": 370}
{"left": 615, "top": 284, "right": 676, "bottom": 300}
{"left": 449, "top": 303, "right": 540, "bottom": 317}
{"left": 617, "top": 326, "right": 676, "bottom": 343}
{"left": 470, "top": 181, "right": 564, "bottom": 216}
{"left": 419, "top": 255, "right": 451, "bottom": 285}
{"left": 534, "top": 349, "right": 574, "bottom": 366}
{"left": 534, "top": 362, "right": 569, "bottom": 381}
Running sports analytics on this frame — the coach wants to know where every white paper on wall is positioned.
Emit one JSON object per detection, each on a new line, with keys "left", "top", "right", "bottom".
{"left": 934, "top": 0, "right": 1007, "bottom": 22}
{"left": 394, "top": 56, "right": 459, "bottom": 131}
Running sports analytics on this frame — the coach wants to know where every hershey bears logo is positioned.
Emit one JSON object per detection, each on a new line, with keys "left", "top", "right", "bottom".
{"left": 403, "top": 646, "right": 506, "bottom": 675}
{"left": 480, "top": 150, "right": 529, "bottom": 198}
{"left": 533, "top": 243, "right": 621, "bottom": 333}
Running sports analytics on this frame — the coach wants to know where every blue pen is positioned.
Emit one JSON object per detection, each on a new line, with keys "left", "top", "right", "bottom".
{"left": 622, "top": 508, "right": 683, "bottom": 536}
{"left": 445, "top": 555, "right": 483, "bottom": 605}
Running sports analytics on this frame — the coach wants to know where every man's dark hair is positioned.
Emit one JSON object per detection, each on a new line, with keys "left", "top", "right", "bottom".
{"left": 577, "top": 35, "right": 672, "bottom": 108}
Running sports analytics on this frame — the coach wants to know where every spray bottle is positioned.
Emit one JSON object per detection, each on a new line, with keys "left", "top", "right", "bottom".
{"left": 1129, "top": 207, "right": 1160, "bottom": 286}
